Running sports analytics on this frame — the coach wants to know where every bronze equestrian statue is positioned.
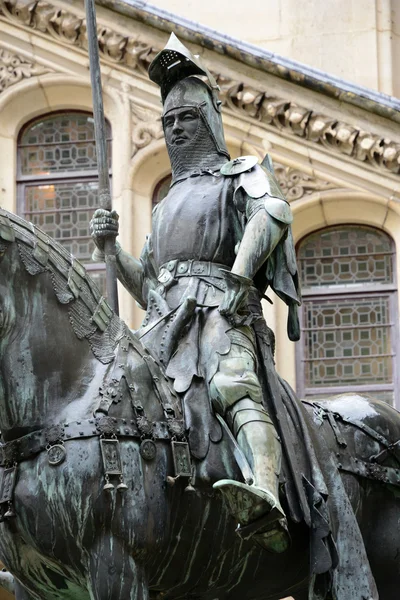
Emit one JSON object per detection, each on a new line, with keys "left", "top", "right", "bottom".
{"left": 0, "top": 34, "right": 399, "bottom": 600}
{"left": 92, "top": 34, "right": 301, "bottom": 555}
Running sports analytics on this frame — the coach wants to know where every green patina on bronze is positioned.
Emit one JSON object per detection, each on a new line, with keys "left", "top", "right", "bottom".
{"left": 0, "top": 35, "right": 399, "bottom": 600}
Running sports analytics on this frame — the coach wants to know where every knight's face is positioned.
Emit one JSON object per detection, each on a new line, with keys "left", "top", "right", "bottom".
{"left": 163, "top": 107, "right": 200, "bottom": 146}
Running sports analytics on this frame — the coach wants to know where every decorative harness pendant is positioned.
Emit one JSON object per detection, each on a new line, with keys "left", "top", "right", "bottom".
{"left": 100, "top": 438, "right": 122, "bottom": 476}
{"left": 100, "top": 437, "right": 128, "bottom": 493}
{"left": 0, "top": 467, "right": 17, "bottom": 505}
{"left": 0, "top": 466, "right": 17, "bottom": 521}
{"left": 140, "top": 439, "right": 156, "bottom": 461}
{"left": 47, "top": 444, "right": 67, "bottom": 466}
{"left": 171, "top": 441, "right": 191, "bottom": 478}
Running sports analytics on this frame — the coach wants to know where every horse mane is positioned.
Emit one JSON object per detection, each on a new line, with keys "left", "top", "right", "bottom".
{"left": 0, "top": 208, "right": 125, "bottom": 364}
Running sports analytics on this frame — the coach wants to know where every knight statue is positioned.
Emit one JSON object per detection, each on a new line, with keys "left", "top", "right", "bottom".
{"left": 90, "top": 34, "right": 301, "bottom": 554}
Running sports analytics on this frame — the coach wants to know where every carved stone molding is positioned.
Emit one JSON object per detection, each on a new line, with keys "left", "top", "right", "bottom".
{"left": 0, "top": 0, "right": 157, "bottom": 73}
{"left": 1, "top": 0, "right": 399, "bottom": 175}
{"left": 273, "top": 162, "right": 336, "bottom": 201}
{"left": 0, "top": 47, "right": 52, "bottom": 92}
{"left": 131, "top": 103, "right": 163, "bottom": 156}
{"left": 217, "top": 77, "right": 400, "bottom": 175}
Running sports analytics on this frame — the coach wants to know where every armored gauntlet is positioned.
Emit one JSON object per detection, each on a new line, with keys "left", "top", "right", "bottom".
{"left": 218, "top": 269, "right": 253, "bottom": 318}
{"left": 89, "top": 208, "right": 120, "bottom": 261}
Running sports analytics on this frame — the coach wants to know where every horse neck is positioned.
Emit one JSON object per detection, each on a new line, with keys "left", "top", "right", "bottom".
{"left": 0, "top": 258, "right": 109, "bottom": 440}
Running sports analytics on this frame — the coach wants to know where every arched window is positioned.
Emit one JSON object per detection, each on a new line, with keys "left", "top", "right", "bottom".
{"left": 152, "top": 174, "right": 171, "bottom": 207}
{"left": 296, "top": 226, "right": 398, "bottom": 405}
{"left": 17, "top": 112, "right": 112, "bottom": 292}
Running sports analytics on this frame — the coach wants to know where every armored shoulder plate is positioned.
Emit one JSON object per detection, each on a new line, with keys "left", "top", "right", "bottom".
{"left": 222, "top": 157, "right": 287, "bottom": 201}
{"left": 237, "top": 164, "right": 287, "bottom": 202}
{"left": 226, "top": 160, "right": 292, "bottom": 224}
{"left": 264, "top": 197, "right": 293, "bottom": 224}
{"left": 220, "top": 156, "right": 258, "bottom": 176}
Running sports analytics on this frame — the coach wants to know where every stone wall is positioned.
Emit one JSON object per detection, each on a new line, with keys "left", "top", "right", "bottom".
{"left": 151, "top": 0, "right": 400, "bottom": 96}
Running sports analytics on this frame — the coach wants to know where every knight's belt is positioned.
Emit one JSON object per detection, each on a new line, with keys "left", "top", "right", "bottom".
{"left": 158, "top": 259, "right": 229, "bottom": 284}
{"left": 0, "top": 416, "right": 180, "bottom": 467}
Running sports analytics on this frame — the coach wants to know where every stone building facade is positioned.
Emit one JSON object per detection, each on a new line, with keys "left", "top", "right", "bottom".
{"left": 0, "top": 0, "right": 400, "bottom": 597}
{"left": 151, "top": 0, "right": 400, "bottom": 96}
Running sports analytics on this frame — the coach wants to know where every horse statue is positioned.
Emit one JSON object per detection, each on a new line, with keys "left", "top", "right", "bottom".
{"left": 0, "top": 208, "right": 399, "bottom": 600}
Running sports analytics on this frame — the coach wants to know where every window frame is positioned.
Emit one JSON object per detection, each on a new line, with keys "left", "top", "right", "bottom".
{"left": 152, "top": 174, "right": 172, "bottom": 207}
{"left": 16, "top": 111, "right": 112, "bottom": 279}
{"left": 295, "top": 224, "right": 399, "bottom": 407}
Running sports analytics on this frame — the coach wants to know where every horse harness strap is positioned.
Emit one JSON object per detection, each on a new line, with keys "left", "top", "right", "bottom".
{"left": 305, "top": 401, "right": 400, "bottom": 487}
{"left": 335, "top": 455, "right": 400, "bottom": 487}
{"left": 0, "top": 333, "right": 193, "bottom": 519}
{"left": 0, "top": 416, "right": 176, "bottom": 468}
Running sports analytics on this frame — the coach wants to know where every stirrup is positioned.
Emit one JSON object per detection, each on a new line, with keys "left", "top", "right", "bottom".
{"left": 213, "top": 480, "right": 290, "bottom": 553}
{"left": 237, "top": 515, "right": 291, "bottom": 554}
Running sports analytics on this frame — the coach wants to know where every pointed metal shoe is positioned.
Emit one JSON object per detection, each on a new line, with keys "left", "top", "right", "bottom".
{"left": 213, "top": 479, "right": 281, "bottom": 525}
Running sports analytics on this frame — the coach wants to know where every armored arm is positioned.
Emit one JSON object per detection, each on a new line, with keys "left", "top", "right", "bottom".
{"left": 231, "top": 207, "right": 288, "bottom": 280}
{"left": 90, "top": 209, "right": 146, "bottom": 307}
{"left": 219, "top": 162, "right": 301, "bottom": 340}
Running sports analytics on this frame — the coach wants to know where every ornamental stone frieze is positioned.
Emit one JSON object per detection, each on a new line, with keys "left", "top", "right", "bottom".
{"left": 0, "top": 47, "right": 53, "bottom": 92}
{"left": 131, "top": 102, "right": 163, "bottom": 156}
{"left": 0, "top": 0, "right": 157, "bottom": 73}
{"left": 1, "top": 0, "right": 400, "bottom": 175}
{"left": 273, "top": 162, "right": 337, "bottom": 202}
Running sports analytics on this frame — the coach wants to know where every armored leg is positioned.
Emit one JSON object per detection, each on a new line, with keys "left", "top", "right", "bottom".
{"left": 228, "top": 397, "right": 284, "bottom": 520}
{"left": 209, "top": 336, "right": 290, "bottom": 553}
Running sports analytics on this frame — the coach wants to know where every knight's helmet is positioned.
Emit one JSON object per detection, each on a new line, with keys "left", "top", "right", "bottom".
{"left": 149, "top": 34, "right": 230, "bottom": 182}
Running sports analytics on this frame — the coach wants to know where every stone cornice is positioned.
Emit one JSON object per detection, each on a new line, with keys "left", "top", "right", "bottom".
{"left": 217, "top": 77, "right": 400, "bottom": 175}
{"left": 1, "top": 0, "right": 400, "bottom": 175}
{"left": 0, "top": 46, "right": 53, "bottom": 92}
{"left": 98, "top": 0, "right": 400, "bottom": 124}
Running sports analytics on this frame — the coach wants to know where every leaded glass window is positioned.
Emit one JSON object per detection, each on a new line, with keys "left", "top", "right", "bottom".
{"left": 296, "top": 226, "right": 398, "bottom": 405}
{"left": 152, "top": 174, "right": 172, "bottom": 207}
{"left": 17, "top": 112, "right": 112, "bottom": 293}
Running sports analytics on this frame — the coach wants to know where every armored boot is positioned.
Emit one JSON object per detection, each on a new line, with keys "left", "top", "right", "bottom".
{"left": 213, "top": 398, "right": 290, "bottom": 553}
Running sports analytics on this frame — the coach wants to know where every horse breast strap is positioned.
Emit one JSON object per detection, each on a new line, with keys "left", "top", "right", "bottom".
{"left": 0, "top": 415, "right": 174, "bottom": 469}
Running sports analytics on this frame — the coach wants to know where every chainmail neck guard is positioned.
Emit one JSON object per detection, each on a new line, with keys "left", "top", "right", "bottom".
{"left": 167, "top": 115, "right": 228, "bottom": 183}
{"left": 163, "top": 78, "right": 230, "bottom": 184}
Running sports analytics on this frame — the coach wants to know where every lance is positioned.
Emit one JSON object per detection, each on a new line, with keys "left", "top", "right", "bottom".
{"left": 85, "top": 0, "right": 119, "bottom": 315}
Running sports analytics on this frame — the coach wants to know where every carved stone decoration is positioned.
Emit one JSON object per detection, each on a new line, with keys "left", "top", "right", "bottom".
{"left": 216, "top": 75, "right": 400, "bottom": 175}
{"left": 131, "top": 103, "right": 163, "bottom": 156}
{"left": 1, "top": 0, "right": 399, "bottom": 174}
{"left": 0, "top": 0, "right": 36, "bottom": 26}
{"left": 125, "top": 40, "right": 157, "bottom": 76}
{"left": 0, "top": 0, "right": 157, "bottom": 73}
{"left": 0, "top": 48, "right": 52, "bottom": 93}
{"left": 273, "top": 162, "right": 336, "bottom": 201}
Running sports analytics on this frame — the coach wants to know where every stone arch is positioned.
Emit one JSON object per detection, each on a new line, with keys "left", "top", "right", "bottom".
{"left": 0, "top": 74, "right": 126, "bottom": 211}
{"left": 269, "top": 189, "right": 400, "bottom": 391}
{"left": 286, "top": 189, "right": 400, "bottom": 399}
{"left": 291, "top": 190, "right": 394, "bottom": 241}
{"left": 291, "top": 190, "right": 400, "bottom": 292}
